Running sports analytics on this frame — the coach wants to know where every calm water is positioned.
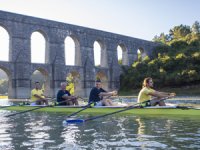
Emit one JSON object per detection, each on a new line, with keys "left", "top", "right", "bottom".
{"left": 0, "top": 110, "right": 200, "bottom": 150}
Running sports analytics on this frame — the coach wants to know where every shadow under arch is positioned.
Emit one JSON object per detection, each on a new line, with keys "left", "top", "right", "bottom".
{"left": 137, "top": 47, "right": 148, "bottom": 61}
{"left": 66, "top": 71, "right": 82, "bottom": 96}
{"left": 0, "top": 66, "right": 12, "bottom": 98}
{"left": 31, "top": 67, "right": 51, "bottom": 97}
{"left": 96, "top": 71, "right": 108, "bottom": 90}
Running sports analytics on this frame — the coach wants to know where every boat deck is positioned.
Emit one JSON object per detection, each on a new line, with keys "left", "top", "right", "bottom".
{"left": 3, "top": 105, "right": 200, "bottom": 117}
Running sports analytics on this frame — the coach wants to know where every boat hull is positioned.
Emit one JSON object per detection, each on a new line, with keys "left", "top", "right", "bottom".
{"left": 3, "top": 106, "right": 200, "bottom": 117}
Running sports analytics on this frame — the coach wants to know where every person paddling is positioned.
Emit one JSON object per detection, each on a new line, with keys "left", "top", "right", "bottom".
{"left": 88, "top": 79, "right": 117, "bottom": 106}
{"left": 31, "top": 82, "right": 49, "bottom": 105}
{"left": 137, "top": 77, "right": 176, "bottom": 106}
{"left": 56, "top": 82, "right": 79, "bottom": 106}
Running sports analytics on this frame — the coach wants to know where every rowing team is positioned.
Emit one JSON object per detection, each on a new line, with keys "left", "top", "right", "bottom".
{"left": 31, "top": 77, "right": 176, "bottom": 107}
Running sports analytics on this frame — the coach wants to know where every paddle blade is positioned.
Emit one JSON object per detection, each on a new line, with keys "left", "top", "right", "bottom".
{"left": 63, "top": 119, "right": 85, "bottom": 125}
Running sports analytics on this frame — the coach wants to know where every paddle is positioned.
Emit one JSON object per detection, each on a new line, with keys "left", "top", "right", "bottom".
{"left": 65, "top": 96, "right": 171, "bottom": 124}
{"left": 66, "top": 102, "right": 94, "bottom": 118}
{"left": 5, "top": 98, "right": 69, "bottom": 117}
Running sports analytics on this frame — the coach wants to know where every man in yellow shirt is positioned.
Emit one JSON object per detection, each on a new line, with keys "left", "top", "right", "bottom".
{"left": 31, "top": 82, "right": 48, "bottom": 105}
{"left": 138, "top": 77, "right": 176, "bottom": 106}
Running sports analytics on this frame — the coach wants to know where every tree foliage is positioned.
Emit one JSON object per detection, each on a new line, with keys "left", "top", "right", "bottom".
{"left": 120, "top": 21, "right": 200, "bottom": 90}
{"left": 0, "top": 79, "right": 8, "bottom": 94}
{"left": 66, "top": 73, "right": 75, "bottom": 95}
{"left": 192, "top": 21, "right": 200, "bottom": 34}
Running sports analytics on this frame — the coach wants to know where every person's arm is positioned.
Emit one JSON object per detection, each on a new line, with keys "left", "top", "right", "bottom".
{"left": 149, "top": 90, "right": 175, "bottom": 98}
{"left": 158, "top": 91, "right": 176, "bottom": 96}
{"left": 34, "top": 90, "right": 46, "bottom": 100}
{"left": 99, "top": 90, "right": 118, "bottom": 97}
{"left": 34, "top": 94, "right": 43, "bottom": 99}
{"left": 62, "top": 93, "right": 70, "bottom": 99}
{"left": 62, "top": 91, "right": 77, "bottom": 100}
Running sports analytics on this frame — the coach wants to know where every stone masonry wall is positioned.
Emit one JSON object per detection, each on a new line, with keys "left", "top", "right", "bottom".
{"left": 0, "top": 10, "right": 158, "bottom": 98}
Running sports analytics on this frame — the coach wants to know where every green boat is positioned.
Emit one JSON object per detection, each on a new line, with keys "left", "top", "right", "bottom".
{"left": 3, "top": 105, "right": 200, "bottom": 117}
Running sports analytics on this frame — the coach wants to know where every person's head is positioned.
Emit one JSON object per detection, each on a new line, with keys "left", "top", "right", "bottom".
{"left": 142, "top": 77, "right": 153, "bottom": 88}
{"left": 34, "top": 82, "right": 40, "bottom": 89}
{"left": 95, "top": 79, "right": 102, "bottom": 89}
{"left": 60, "top": 82, "right": 67, "bottom": 90}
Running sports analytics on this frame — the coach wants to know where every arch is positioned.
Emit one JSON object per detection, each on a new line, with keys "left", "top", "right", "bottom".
{"left": 117, "top": 44, "right": 128, "bottom": 65}
{"left": 31, "top": 68, "right": 51, "bottom": 97}
{"left": 0, "top": 66, "right": 11, "bottom": 98}
{"left": 96, "top": 71, "right": 108, "bottom": 90}
{"left": 0, "top": 26, "right": 9, "bottom": 61}
{"left": 117, "top": 45, "right": 123, "bottom": 65}
{"left": 0, "top": 10, "right": 160, "bottom": 99}
{"left": 31, "top": 31, "right": 47, "bottom": 64}
{"left": 66, "top": 71, "right": 81, "bottom": 95}
{"left": 94, "top": 41, "right": 101, "bottom": 66}
{"left": 65, "top": 35, "right": 81, "bottom": 66}
{"left": 93, "top": 40, "right": 107, "bottom": 67}
{"left": 137, "top": 47, "right": 147, "bottom": 61}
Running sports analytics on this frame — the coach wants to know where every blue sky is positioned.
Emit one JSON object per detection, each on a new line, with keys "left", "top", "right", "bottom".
{"left": 1, "top": 0, "right": 199, "bottom": 41}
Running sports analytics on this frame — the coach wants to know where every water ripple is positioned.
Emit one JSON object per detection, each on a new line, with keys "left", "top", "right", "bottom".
{"left": 0, "top": 112, "right": 199, "bottom": 149}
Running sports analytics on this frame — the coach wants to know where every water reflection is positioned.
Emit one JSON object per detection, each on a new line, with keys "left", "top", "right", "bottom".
{"left": 0, "top": 99, "right": 13, "bottom": 106}
{"left": 0, "top": 111, "right": 199, "bottom": 149}
{"left": 0, "top": 117, "right": 14, "bottom": 150}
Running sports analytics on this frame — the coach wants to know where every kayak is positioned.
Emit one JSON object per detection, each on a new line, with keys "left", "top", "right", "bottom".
{"left": 2, "top": 105, "right": 200, "bottom": 117}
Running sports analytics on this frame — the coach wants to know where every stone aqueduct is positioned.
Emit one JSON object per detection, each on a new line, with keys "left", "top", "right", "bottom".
{"left": 0, "top": 10, "right": 157, "bottom": 99}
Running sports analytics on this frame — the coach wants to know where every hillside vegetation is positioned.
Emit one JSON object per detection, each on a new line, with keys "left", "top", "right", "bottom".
{"left": 120, "top": 21, "right": 200, "bottom": 92}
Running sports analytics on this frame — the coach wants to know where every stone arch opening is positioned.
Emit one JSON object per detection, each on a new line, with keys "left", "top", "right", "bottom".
{"left": 31, "top": 31, "right": 47, "bottom": 64}
{"left": 0, "top": 26, "right": 9, "bottom": 61}
{"left": 93, "top": 40, "right": 107, "bottom": 67}
{"left": 66, "top": 71, "right": 81, "bottom": 95}
{"left": 117, "top": 44, "right": 128, "bottom": 65}
{"left": 65, "top": 35, "right": 81, "bottom": 66}
{"left": 117, "top": 45, "right": 123, "bottom": 65}
{"left": 31, "top": 68, "right": 50, "bottom": 97}
{"left": 137, "top": 47, "right": 147, "bottom": 61}
{"left": 0, "top": 68, "right": 9, "bottom": 98}
{"left": 94, "top": 41, "right": 101, "bottom": 66}
{"left": 96, "top": 71, "right": 108, "bottom": 90}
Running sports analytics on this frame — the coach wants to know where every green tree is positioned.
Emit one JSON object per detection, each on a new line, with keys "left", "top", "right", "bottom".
{"left": 0, "top": 79, "right": 8, "bottom": 94}
{"left": 169, "top": 24, "right": 191, "bottom": 40}
{"left": 192, "top": 21, "right": 200, "bottom": 34}
{"left": 120, "top": 21, "right": 200, "bottom": 92}
{"left": 118, "top": 59, "right": 122, "bottom": 65}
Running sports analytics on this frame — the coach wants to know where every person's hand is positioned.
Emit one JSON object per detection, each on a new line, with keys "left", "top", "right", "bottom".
{"left": 112, "top": 91, "right": 118, "bottom": 96}
{"left": 71, "top": 96, "right": 77, "bottom": 99}
{"left": 169, "top": 93, "right": 176, "bottom": 97}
